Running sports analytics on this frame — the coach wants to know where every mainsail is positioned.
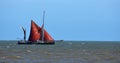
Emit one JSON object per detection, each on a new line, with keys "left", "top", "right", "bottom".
{"left": 28, "top": 20, "right": 41, "bottom": 42}
{"left": 28, "top": 20, "right": 54, "bottom": 42}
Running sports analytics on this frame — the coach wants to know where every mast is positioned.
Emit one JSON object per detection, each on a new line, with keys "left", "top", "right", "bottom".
{"left": 42, "top": 11, "right": 45, "bottom": 42}
{"left": 20, "top": 26, "right": 26, "bottom": 41}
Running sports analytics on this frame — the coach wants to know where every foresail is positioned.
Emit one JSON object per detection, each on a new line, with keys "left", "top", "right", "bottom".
{"left": 40, "top": 23, "right": 54, "bottom": 42}
{"left": 44, "top": 30, "right": 54, "bottom": 41}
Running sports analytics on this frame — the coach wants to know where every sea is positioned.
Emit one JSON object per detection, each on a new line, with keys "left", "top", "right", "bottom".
{"left": 0, "top": 41, "right": 120, "bottom": 63}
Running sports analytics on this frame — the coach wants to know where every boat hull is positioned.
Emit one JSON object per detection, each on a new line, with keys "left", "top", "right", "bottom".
{"left": 18, "top": 40, "right": 55, "bottom": 45}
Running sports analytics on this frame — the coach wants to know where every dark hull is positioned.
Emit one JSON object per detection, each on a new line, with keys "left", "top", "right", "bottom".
{"left": 18, "top": 40, "right": 55, "bottom": 45}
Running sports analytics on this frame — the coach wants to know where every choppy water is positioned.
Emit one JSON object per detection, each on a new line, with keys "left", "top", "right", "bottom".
{"left": 0, "top": 41, "right": 120, "bottom": 63}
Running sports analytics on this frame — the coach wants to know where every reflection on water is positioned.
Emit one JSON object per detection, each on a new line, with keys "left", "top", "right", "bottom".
{"left": 0, "top": 41, "right": 120, "bottom": 63}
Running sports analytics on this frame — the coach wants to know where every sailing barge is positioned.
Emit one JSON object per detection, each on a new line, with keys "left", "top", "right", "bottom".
{"left": 18, "top": 12, "right": 55, "bottom": 44}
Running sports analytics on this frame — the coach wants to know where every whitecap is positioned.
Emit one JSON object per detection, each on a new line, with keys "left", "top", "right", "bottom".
{"left": 26, "top": 50, "right": 32, "bottom": 53}
{"left": 81, "top": 43, "right": 85, "bottom": 45}
{"left": 16, "top": 56, "right": 21, "bottom": 59}
{"left": 68, "top": 43, "right": 72, "bottom": 45}
{"left": 6, "top": 46, "right": 10, "bottom": 48}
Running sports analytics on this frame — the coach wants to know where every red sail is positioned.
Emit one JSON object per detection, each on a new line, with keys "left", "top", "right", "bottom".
{"left": 44, "top": 30, "right": 54, "bottom": 41}
{"left": 28, "top": 20, "right": 41, "bottom": 42}
{"left": 41, "top": 24, "right": 54, "bottom": 41}
{"left": 28, "top": 20, "right": 54, "bottom": 42}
